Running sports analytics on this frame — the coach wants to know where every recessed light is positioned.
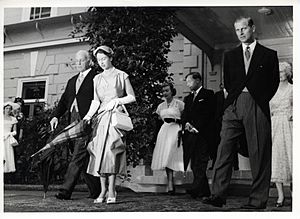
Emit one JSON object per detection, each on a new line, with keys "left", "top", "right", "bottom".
{"left": 258, "top": 7, "right": 272, "bottom": 15}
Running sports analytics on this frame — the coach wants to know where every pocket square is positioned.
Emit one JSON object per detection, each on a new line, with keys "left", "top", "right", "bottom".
{"left": 198, "top": 99, "right": 204, "bottom": 102}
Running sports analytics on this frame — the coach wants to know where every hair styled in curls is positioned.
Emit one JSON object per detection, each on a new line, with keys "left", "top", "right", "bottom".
{"left": 279, "top": 61, "right": 292, "bottom": 79}
{"left": 162, "top": 82, "right": 176, "bottom": 96}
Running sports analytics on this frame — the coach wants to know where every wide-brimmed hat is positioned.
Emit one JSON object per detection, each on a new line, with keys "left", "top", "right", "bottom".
{"left": 4, "top": 101, "right": 20, "bottom": 110}
{"left": 93, "top": 45, "right": 114, "bottom": 57}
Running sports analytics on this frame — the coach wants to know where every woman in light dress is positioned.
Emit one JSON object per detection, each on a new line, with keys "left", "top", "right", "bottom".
{"left": 83, "top": 45, "right": 136, "bottom": 204}
{"left": 3, "top": 102, "right": 18, "bottom": 173}
{"left": 151, "top": 82, "right": 185, "bottom": 194}
{"left": 270, "top": 61, "right": 293, "bottom": 207}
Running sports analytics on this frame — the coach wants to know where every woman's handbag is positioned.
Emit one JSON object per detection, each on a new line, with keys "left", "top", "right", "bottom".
{"left": 111, "top": 104, "right": 133, "bottom": 131}
{"left": 8, "top": 135, "right": 19, "bottom": 147}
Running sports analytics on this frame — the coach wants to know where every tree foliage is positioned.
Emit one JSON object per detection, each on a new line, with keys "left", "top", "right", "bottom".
{"left": 71, "top": 7, "right": 178, "bottom": 166}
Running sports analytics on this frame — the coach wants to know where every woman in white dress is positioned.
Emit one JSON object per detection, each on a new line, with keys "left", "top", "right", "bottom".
{"left": 3, "top": 102, "right": 18, "bottom": 173}
{"left": 151, "top": 82, "right": 185, "bottom": 194}
{"left": 270, "top": 61, "right": 293, "bottom": 207}
{"left": 83, "top": 45, "right": 136, "bottom": 204}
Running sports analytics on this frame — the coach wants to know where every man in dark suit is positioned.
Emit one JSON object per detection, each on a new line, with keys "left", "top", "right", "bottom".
{"left": 50, "top": 50, "right": 101, "bottom": 200}
{"left": 203, "top": 16, "right": 279, "bottom": 209}
{"left": 182, "top": 72, "right": 214, "bottom": 199}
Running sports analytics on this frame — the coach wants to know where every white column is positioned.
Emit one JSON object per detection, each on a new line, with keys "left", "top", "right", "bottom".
{"left": 21, "top": 8, "right": 31, "bottom": 22}
{"left": 30, "top": 51, "right": 38, "bottom": 77}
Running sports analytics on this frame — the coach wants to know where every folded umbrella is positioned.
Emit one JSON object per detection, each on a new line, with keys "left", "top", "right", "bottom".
{"left": 35, "top": 147, "right": 55, "bottom": 198}
{"left": 31, "top": 120, "right": 92, "bottom": 158}
{"left": 31, "top": 119, "right": 92, "bottom": 198}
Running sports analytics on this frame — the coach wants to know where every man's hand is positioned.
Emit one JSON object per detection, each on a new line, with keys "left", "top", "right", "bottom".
{"left": 50, "top": 117, "right": 58, "bottom": 131}
{"left": 185, "top": 122, "right": 199, "bottom": 133}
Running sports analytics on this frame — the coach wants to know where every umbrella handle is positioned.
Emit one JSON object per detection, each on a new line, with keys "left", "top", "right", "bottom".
{"left": 31, "top": 150, "right": 42, "bottom": 158}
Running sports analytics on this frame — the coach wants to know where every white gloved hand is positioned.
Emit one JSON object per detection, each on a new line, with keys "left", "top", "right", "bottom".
{"left": 83, "top": 115, "right": 91, "bottom": 121}
{"left": 50, "top": 117, "right": 58, "bottom": 131}
{"left": 105, "top": 99, "right": 120, "bottom": 111}
{"left": 9, "top": 131, "right": 17, "bottom": 136}
{"left": 83, "top": 115, "right": 92, "bottom": 124}
{"left": 4, "top": 131, "right": 17, "bottom": 140}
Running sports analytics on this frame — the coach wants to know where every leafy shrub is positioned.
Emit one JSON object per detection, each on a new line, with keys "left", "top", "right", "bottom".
{"left": 12, "top": 106, "right": 70, "bottom": 184}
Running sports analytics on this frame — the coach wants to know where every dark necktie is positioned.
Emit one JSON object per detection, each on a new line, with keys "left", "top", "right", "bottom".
{"left": 245, "top": 46, "right": 251, "bottom": 61}
{"left": 193, "top": 92, "right": 197, "bottom": 101}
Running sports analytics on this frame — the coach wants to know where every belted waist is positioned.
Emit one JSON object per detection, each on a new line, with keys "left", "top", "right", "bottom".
{"left": 164, "top": 118, "right": 181, "bottom": 124}
{"left": 271, "top": 111, "right": 291, "bottom": 116}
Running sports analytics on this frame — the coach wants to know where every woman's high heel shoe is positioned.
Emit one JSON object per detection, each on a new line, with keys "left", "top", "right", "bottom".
{"left": 275, "top": 198, "right": 285, "bottom": 207}
{"left": 106, "top": 191, "right": 117, "bottom": 204}
{"left": 94, "top": 191, "right": 108, "bottom": 203}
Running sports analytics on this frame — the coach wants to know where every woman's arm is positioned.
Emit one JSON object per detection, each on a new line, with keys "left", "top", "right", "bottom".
{"left": 117, "top": 78, "right": 136, "bottom": 105}
{"left": 12, "top": 123, "right": 17, "bottom": 135}
{"left": 83, "top": 77, "right": 101, "bottom": 120}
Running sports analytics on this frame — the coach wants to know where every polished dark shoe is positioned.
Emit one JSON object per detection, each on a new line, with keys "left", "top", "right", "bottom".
{"left": 186, "top": 188, "right": 199, "bottom": 198}
{"left": 240, "top": 204, "right": 266, "bottom": 209}
{"left": 87, "top": 195, "right": 99, "bottom": 199}
{"left": 55, "top": 192, "right": 71, "bottom": 200}
{"left": 202, "top": 195, "right": 225, "bottom": 207}
{"left": 275, "top": 198, "right": 285, "bottom": 208}
{"left": 167, "top": 190, "right": 175, "bottom": 195}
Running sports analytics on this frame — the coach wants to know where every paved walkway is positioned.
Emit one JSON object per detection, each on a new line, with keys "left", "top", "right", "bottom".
{"left": 4, "top": 187, "right": 292, "bottom": 212}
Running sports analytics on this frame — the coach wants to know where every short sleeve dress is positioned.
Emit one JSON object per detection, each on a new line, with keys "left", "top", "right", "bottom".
{"left": 270, "top": 83, "right": 293, "bottom": 183}
{"left": 86, "top": 67, "right": 129, "bottom": 177}
{"left": 3, "top": 116, "right": 18, "bottom": 173}
{"left": 151, "top": 98, "right": 185, "bottom": 171}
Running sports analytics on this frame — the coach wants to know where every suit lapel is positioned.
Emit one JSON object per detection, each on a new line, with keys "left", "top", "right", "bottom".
{"left": 246, "top": 43, "right": 265, "bottom": 78}
{"left": 235, "top": 46, "right": 246, "bottom": 76}
{"left": 70, "top": 74, "right": 78, "bottom": 95}
{"left": 193, "top": 88, "right": 205, "bottom": 105}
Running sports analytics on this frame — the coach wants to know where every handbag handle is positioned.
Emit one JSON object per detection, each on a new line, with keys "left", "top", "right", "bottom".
{"left": 113, "top": 103, "right": 129, "bottom": 116}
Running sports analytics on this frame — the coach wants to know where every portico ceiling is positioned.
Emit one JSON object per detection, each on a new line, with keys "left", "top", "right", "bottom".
{"left": 174, "top": 6, "right": 293, "bottom": 60}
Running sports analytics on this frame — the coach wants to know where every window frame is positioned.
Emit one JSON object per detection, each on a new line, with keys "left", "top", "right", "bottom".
{"left": 17, "top": 76, "right": 49, "bottom": 104}
{"left": 29, "top": 7, "right": 51, "bottom": 20}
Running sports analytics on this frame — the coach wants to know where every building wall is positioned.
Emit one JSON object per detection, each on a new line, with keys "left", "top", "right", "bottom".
{"left": 4, "top": 7, "right": 86, "bottom": 25}
{"left": 168, "top": 34, "right": 213, "bottom": 102}
{"left": 4, "top": 42, "right": 89, "bottom": 105}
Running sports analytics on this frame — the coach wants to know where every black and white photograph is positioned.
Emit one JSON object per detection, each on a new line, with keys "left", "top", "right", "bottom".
{"left": 1, "top": 0, "right": 298, "bottom": 217}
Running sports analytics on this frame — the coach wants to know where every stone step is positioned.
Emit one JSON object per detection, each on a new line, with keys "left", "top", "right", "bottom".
{"left": 117, "top": 165, "right": 291, "bottom": 197}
